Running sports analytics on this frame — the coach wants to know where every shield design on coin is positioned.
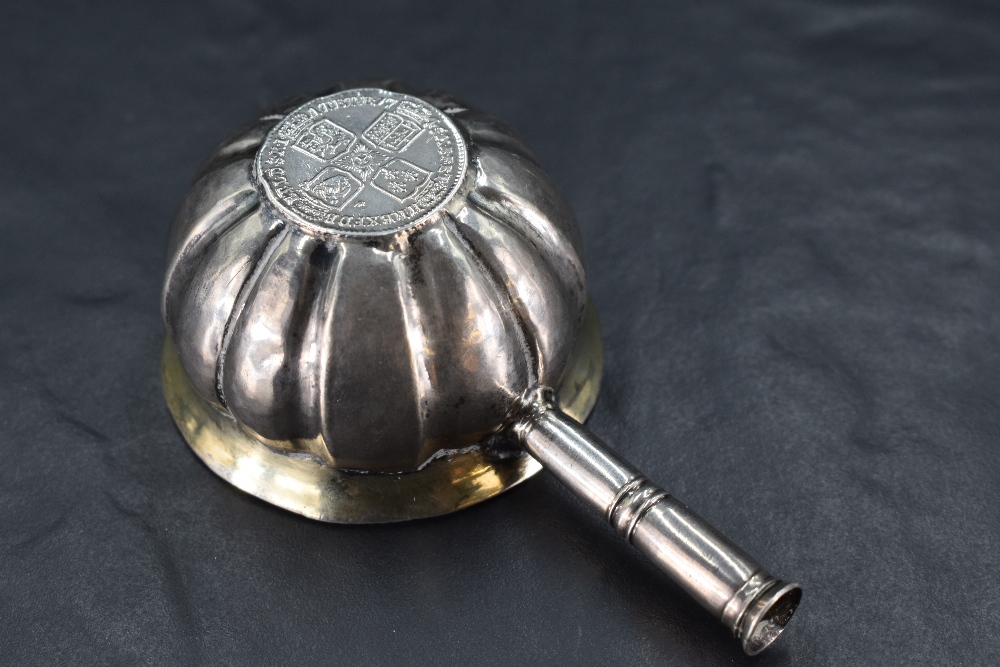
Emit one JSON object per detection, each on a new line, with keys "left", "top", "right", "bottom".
{"left": 363, "top": 112, "right": 422, "bottom": 152}
{"left": 302, "top": 167, "right": 362, "bottom": 210}
{"left": 371, "top": 159, "right": 430, "bottom": 201}
{"left": 294, "top": 119, "right": 355, "bottom": 161}
{"left": 394, "top": 100, "right": 435, "bottom": 125}
{"left": 256, "top": 88, "right": 468, "bottom": 235}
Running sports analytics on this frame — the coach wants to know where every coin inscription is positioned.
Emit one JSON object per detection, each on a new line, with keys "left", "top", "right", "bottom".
{"left": 256, "top": 89, "right": 467, "bottom": 236}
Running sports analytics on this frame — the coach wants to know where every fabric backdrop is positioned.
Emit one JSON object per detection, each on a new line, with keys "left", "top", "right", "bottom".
{"left": 1, "top": 1, "right": 998, "bottom": 665}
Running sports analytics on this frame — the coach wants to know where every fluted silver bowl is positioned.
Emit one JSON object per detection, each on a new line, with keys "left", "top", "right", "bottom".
{"left": 162, "top": 83, "right": 587, "bottom": 473}
{"left": 161, "top": 84, "right": 801, "bottom": 655}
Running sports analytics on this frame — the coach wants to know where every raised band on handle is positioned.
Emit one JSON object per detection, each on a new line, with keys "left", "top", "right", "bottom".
{"left": 513, "top": 393, "right": 801, "bottom": 655}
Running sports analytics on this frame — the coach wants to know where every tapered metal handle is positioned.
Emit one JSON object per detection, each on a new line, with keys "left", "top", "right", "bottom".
{"left": 513, "top": 397, "right": 801, "bottom": 655}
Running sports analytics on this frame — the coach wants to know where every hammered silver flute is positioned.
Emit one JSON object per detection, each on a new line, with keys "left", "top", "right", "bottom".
{"left": 161, "top": 82, "right": 801, "bottom": 655}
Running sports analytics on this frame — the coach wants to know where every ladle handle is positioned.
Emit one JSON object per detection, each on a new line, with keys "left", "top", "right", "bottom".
{"left": 513, "top": 400, "right": 801, "bottom": 655}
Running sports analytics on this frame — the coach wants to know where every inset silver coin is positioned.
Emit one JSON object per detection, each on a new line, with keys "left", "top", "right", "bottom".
{"left": 256, "top": 88, "right": 467, "bottom": 237}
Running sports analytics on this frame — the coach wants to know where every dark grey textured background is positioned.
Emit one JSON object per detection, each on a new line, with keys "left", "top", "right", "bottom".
{"left": 2, "top": 1, "right": 999, "bottom": 665}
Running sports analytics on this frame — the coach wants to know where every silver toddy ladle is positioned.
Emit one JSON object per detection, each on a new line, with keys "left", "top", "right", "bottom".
{"left": 161, "top": 82, "right": 801, "bottom": 655}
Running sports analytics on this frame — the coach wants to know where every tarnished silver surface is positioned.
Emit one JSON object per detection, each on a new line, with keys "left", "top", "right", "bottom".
{"left": 164, "top": 84, "right": 585, "bottom": 472}
{"left": 162, "top": 82, "right": 799, "bottom": 654}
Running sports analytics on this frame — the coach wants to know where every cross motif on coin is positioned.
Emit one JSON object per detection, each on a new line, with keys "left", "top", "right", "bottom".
{"left": 256, "top": 89, "right": 467, "bottom": 236}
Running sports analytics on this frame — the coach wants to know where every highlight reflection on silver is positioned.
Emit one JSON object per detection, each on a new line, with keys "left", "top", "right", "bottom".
{"left": 162, "top": 82, "right": 800, "bottom": 655}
